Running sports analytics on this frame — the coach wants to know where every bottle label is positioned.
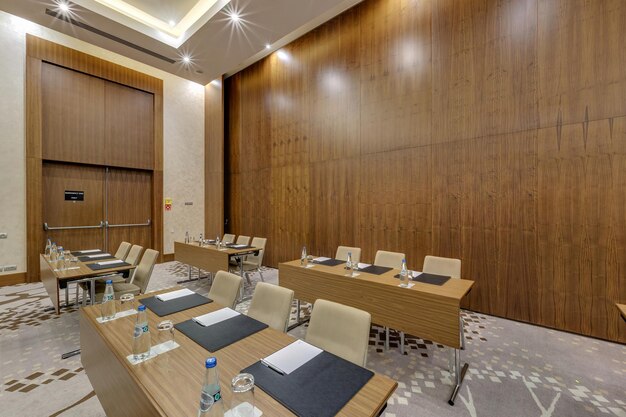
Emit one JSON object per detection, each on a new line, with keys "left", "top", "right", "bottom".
{"left": 104, "top": 294, "right": 114, "bottom": 302}
{"left": 212, "top": 390, "right": 221, "bottom": 402}
{"left": 134, "top": 323, "right": 148, "bottom": 337}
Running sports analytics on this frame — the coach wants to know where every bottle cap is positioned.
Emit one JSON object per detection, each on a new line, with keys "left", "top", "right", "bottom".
{"left": 106, "top": 279, "right": 112, "bottom": 284}
{"left": 138, "top": 305, "right": 146, "bottom": 312}
{"left": 205, "top": 357, "right": 217, "bottom": 368}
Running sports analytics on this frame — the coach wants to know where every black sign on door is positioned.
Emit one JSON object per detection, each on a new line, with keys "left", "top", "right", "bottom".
{"left": 64, "top": 190, "right": 84, "bottom": 201}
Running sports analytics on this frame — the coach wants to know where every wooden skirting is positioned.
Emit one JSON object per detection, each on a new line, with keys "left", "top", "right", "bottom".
{"left": 161, "top": 253, "right": 175, "bottom": 263}
{"left": 0, "top": 272, "right": 27, "bottom": 287}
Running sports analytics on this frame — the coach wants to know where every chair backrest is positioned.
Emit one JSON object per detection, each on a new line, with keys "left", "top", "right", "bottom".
{"left": 246, "top": 237, "right": 267, "bottom": 267}
{"left": 131, "top": 249, "right": 159, "bottom": 293}
{"left": 335, "top": 246, "right": 361, "bottom": 264}
{"left": 247, "top": 282, "right": 294, "bottom": 332}
{"left": 423, "top": 255, "right": 461, "bottom": 279}
{"left": 222, "top": 234, "right": 236, "bottom": 244}
{"left": 115, "top": 241, "right": 131, "bottom": 259}
{"left": 125, "top": 245, "right": 143, "bottom": 266}
{"left": 305, "top": 299, "right": 371, "bottom": 367}
{"left": 207, "top": 270, "right": 242, "bottom": 309}
{"left": 374, "top": 250, "right": 405, "bottom": 269}
{"left": 236, "top": 235, "right": 251, "bottom": 245}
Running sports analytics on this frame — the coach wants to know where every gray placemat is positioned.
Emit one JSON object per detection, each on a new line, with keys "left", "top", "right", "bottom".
{"left": 140, "top": 293, "right": 212, "bottom": 317}
{"left": 175, "top": 314, "right": 268, "bottom": 352}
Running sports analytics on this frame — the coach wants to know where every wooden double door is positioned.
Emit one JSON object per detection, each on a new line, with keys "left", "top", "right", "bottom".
{"left": 43, "top": 162, "right": 153, "bottom": 255}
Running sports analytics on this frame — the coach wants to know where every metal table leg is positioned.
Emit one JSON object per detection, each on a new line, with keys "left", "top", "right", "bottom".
{"left": 448, "top": 316, "right": 469, "bottom": 405}
{"left": 177, "top": 264, "right": 200, "bottom": 284}
{"left": 287, "top": 299, "right": 310, "bottom": 331}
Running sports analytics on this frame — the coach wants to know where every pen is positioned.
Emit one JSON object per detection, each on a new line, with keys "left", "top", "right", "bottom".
{"left": 261, "top": 359, "right": 285, "bottom": 375}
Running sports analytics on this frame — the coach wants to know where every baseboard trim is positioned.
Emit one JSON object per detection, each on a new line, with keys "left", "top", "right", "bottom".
{"left": 0, "top": 272, "right": 27, "bottom": 287}
{"left": 161, "top": 253, "right": 175, "bottom": 263}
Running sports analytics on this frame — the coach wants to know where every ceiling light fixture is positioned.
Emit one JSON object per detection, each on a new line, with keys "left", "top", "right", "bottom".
{"left": 182, "top": 55, "right": 191, "bottom": 64}
{"left": 265, "top": 44, "right": 271, "bottom": 50}
{"left": 57, "top": 1, "right": 70, "bottom": 13}
{"left": 168, "top": 20, "right": 176, "bottom": 27}
{"left": 229, "top": 12, "right": 240, "bottom": 23}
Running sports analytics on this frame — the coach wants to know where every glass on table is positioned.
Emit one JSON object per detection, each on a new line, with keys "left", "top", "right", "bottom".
{"left": 157, "top": 320, "right": 175, "bottom": 348}
{"left": 119, "top": 293, "right": 135, "bottom": 312}
{"left": 230, "top": 373, "right": 255, "bottom": 417}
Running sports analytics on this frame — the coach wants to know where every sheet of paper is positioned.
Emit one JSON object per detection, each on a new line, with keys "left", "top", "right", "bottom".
{"left": 156, "top": 288, "right": 195, "bottom": 302}
{"left": 78, "top": 249, "right": 100, "bottom": 254}
{"left": 87, "top": 253, "right": 111, "bottom": 259}
{"left": 411, "top": 271, "right": 423, "bottom": 278}
{"left": 313, "top": 256, "right": 331, "bottom": 262}
{"left": 262, "top": 340, "right": 323, "bottom": 375}
{"left": 193, "top": 308, "right": 240, "bottom": 327}
{"left": 357, "top": 263, "right": 371, "bottom": 269}
{"left": 96, "top": 259, "right": 124, "bottom": 266}
{"left": 232, "top": 244, "right": 247, "bottom": 248}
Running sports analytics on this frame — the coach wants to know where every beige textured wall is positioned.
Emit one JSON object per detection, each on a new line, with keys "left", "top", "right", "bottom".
{"left": 0, "top": 11, "right": 204, "bottom": 275}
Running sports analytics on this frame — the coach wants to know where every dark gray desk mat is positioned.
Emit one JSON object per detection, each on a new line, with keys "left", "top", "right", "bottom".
{"left": 175, "top": 314, "right": 268, "bottom": 352}
{"left": 242, "top": 351, "right": 374, "bottom": 417}
{"left": 87, "top": 261, "right": 130, "bottom": 271}
{"left": 393, "top": 272, "right": 451, "bottom": 286}
{"left": 71, "top": 250, "right": 104, "bottom": 256}
{"left": 313, "top": 258, "right": 345, "bottom": 267}
{"left": 140, "top": 293, "right": 212, "bottom": 317}
{"left": 78, "top": 254, "right": 116, "bottom": 262}
{"left": 359, "top": 265, "right": 393, "bottom": 275}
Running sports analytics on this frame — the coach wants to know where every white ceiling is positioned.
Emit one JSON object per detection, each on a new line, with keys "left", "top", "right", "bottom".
{"left": 0, "top": 0, "right": 363, "bottom": 85}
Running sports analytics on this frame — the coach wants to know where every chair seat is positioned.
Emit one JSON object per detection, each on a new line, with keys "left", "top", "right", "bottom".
{"left": 112, "top": 282, "right": 141, "bottom": 297}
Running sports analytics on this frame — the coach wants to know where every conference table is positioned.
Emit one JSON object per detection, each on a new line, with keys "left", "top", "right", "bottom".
{"left": 40, "top": 253, "right": 135, "bottom": 315}
{"left": 279, "top": 258, "right": 474, "bottom": 406}
{"left": 618, "top": 303, "right": 626, "bottom": 322}
{"left": 174, "top": 241, "right": 261, "bottom": 281}
{"left": 81, "top": 288, "right": 398, "bottom": 417}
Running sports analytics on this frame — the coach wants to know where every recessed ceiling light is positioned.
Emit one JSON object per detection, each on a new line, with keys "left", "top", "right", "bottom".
{"left": 182, "top": 55, "right": 191, "bottom": 64}
{"left": 229, "top": 12, "right": 240, "bottom": 22}
{"left": 168, "top": 20, "right": 176, "bottom": 27}
{"left": 58, "top": 1, "right": 70, "bottom": 13}
{"left": 265, "top": 44, "right": 271, "bottom": 50}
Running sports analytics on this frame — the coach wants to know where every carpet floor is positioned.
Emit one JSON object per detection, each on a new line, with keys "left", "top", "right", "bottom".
{"left": 0, "top": 262, "right": 624, "bottom": 417}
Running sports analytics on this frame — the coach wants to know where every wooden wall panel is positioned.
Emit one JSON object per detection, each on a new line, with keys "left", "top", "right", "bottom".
{"left": 41, "top": 63, "right": 106, "bottom": 165}
{"left": 538, "top": 0, "right": 626, "bottom": 127}
{"left": 105, "top": 82, "right": 154, "bottom": 170}
{"left": 226, "top": 0, "right": 626, "bottom": 342}
{"left": 205, "top": 77, "right": 224, "bottom": 237}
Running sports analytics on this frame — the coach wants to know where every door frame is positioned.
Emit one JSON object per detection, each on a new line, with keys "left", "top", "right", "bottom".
{"left": 26, "top": 35, "right": 163, "bottom": 282}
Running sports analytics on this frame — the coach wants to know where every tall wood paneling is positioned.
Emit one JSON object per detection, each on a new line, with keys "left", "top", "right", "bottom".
{"left": 205, "top": 77, "right": 225, "bottom": 237}
{"left": 41, "top": 63, "right": 106, "bottom": 165}
{"left": 226, "top": 0, "right": 626, "bottom": 343}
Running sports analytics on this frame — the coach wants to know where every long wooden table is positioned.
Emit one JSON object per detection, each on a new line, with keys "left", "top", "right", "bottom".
{"left": 279, "top": 259, "right": 473, "bottom": 405}
{"left": 617, "top": 303, "right": 626, "bottom": 322}
{"left": 174, "top": 241, "right": 261, "bottom": 281}
{"left": 81, "top": 289, "right": 397, "bottom": 417}
{"left": 40, "top": 254, "right": 135, "bottom": 315}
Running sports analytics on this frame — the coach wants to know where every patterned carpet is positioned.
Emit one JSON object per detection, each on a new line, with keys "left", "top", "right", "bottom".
{"left": 1, "top": 262, "right": 625, "bottom": 417}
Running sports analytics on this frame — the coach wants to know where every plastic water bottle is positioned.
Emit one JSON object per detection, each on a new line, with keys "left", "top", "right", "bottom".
{"left": 346, "top": 252, "right": 354, "bottom": 276}
{"left": 400, "top": 258, "right": 409, "bottom": 287}
{"left": 198, "top": 357, "right": 225, "bottom": 417}
{"left": 57, "top": 246, "right": 66, "bottom": 270}
{"left": 199, "top": 233, "right": 203, "bottom": 246}
{"left": 301, "top": 246, "right": 308, "bottom": 267}
{"left": 185, "top": 231, "right": 190, "bottom": 244}
{"left": 132, "top": 305, "right": 151, "bottom": 361}
{"left": 50, "top": 242, "right": 58, "bottom": 261}
{"left": 215, "top": 236, "right": 221, "bottom": 250}
{"left": 45, "top": 239, "right": 52, "bottom": 258}
{"left": 101, "top": 279, "right": 116, "bottom": 320}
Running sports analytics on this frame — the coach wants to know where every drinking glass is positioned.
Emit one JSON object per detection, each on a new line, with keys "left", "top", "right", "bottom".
{"left": 119, "top": 293, "right": 135, "bottom": 312}
{"left": 157, "top": 320, "right": 175, "bottom": 347}
{"left": 230, "top": 373, "right": 255, "bottom": 417}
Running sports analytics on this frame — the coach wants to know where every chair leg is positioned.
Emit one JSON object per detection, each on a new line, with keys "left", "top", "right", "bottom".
{"left": 258, "top": 268, "right": 264, "bottom": 282}
{"left": 75, "top": 284, "right": 80, "bottom": 307}
{"left": 400, "top": 331, "right": 405, "bottom": 355}
{"left": 385, "top": 327, "right": 390, "bottom": 351}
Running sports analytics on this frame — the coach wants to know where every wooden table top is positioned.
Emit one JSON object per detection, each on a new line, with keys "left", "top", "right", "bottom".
{"left": 81, "top": 289, "right": 397, "bottom": 417}
{"left": 617, "top": 304, "right": 626, "bottom": 320}
{"left": 176, "top": 241, "right": 262, "bottom": 256}
{"left": 40, "top": 254, "right": 135, "bottom": 282}
{"left": 280, "top": 259, "right": 474, "bottom": 301}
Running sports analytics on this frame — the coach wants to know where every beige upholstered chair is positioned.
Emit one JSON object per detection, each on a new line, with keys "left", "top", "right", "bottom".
{"left": 114, "top": 241, "right": 132, "bottom": 259}
{"left": 335, "top": 246, "right": 361, "bottom": 264}
{"left": 247, "top": 282, "right": 294, "bottom": 332}
{"left": 374, "top": 250, "right": 405, "bottom": 350}
{"left": 305, "top": 299, "right": 371, "bottom": 367}
{"left": 103, "top": 249, "right": 159, "bottom": 301}
{"left": 374, "top": 250, "right": 405, "bottom": 269}
{"left": 421, "top": 255, "right": 464, "bottom": 369}
{"left": 423, "top": 255, "right": 461, "bottom": 278}
{"left": 207, "top": 270, "right": 243, "bottom": 309}
{"left": 95, "top": 244, "right": 144, "bottom": 286}
{"left": 222, "top": 234, "right": 236, "bottom": 244}
{"left": 125, "top": 245, "right": 144, "bottom": 266}
{"left": 235, "top": 235, "right": 251, "bottom": 245}
{"left": 241, "top": 237, "right": 267, "bottom": 283}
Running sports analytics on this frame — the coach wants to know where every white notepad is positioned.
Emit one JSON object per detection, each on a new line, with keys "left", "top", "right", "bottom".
{"left": 357, "top": 263, "right": 371, "bottom": 269}
{"left": 261, "top": 340, "right": 323, "bottom": 375}
{"left": 96, "top": 259, "right": 124, "bottom": 266}
{"left": 87, "top": 253, "right": 111, "bottom": 259}
{"left": 156, "top": 288, "right": 195, "bottom": 302}
{"left": 192, "top": 308, "right": 240, "bottom": 327}
{"left": 231, "top": 244, "right": 247, "bottom": 248}
{"left": 313, "top": 256, "right": 331, "bottom": 262}
{"left": 78, "top": 249, "right": 101, "bottom": 254}
{"left": 411, "top": 271, "right": 422, "bottom": 278}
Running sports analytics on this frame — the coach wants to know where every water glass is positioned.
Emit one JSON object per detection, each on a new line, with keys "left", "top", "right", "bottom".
{"left": 119, "top": 293, "right": 135, "bottom": 312}
{"left": 157, "top": 320, "right": 175, "bottom": 347}
{"left": 230, "top": 373, "right": 255, "bottom": 417}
